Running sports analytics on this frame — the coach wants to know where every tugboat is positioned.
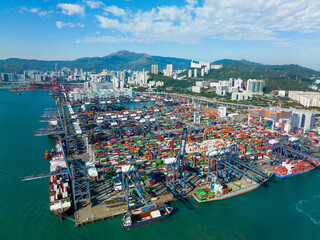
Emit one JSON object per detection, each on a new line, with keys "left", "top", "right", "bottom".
{"left": 121, "top": 202, "right": 173, "bottom": 229}
{"left": 44, "top": 150, "right": 50, "bottom": 160}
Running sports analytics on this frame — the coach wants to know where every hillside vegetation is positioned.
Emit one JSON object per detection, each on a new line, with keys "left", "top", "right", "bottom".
{"left": 0, "top": 50, "right": 190, "bottom": 73}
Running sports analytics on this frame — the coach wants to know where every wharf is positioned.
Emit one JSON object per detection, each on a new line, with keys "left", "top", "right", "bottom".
{"left": 74, "top": 174, "right": 205, "bottom": 227}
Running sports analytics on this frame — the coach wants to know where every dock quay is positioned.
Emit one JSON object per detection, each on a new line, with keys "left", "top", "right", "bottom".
{"left": 74, "top": 174, "right": 204, "bottom": 227}
{"left": 23, "top": 89, "right": 320, "bottom": 228}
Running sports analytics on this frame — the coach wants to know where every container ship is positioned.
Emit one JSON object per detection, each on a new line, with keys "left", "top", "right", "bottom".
{"left": 273, "top": 159, "right": 320, "bottom": 178}
{"left": 49, "top": 140, "right": 72, "bottom": 220}
{"left": 193, "top": 172, "right": 272, "bottom": 202}
{"left": 121, "top": 203, "right": 173, "bottom": 229}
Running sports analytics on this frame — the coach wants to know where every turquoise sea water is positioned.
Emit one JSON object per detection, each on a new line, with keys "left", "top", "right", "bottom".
{"left": 1, "top": 89, "right": 320, "bottom": 240}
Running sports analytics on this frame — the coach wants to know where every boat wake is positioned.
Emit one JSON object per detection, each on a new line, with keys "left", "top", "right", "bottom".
{"left": 294, "top": 195, "right": 320, "bottom": 225}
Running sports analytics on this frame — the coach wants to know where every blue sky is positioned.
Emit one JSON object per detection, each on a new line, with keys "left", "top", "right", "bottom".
{"left": 1, "top": 0, "right": 320, "bottom": 70}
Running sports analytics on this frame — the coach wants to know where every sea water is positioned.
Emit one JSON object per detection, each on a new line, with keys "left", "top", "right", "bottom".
{"left": 1, "top": 89, "right": 320, "bottom": 240}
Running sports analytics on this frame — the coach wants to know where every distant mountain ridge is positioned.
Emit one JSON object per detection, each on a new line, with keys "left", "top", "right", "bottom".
{"left": 0, "top": 50, "right": 191, "bottom": 73}
{"left": 0, "top": 50, "right": 319, "bottom": 80}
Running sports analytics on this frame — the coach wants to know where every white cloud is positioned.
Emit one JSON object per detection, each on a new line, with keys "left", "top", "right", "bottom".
{"left": 56, "top": 21, "right": 85, "bottom": 29}
{"left": 80, "top": 0, "right": 320, "bottom": 44}
{"left": 86, "top": 1, "right": 104, "bottom": 9}
{"left": 104, "top": 6, "right": 127, "bottom": 18}
{"left": 19, "top": 7, "right": 52, "bottom": 16}
{"left": 58, "top": 3, "right": 85, "bottom": 16}
{"left": 76, "top": 36, "right": 129, "bottom": 43}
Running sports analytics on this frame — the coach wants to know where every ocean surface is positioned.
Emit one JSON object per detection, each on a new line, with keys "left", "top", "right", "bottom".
{"left": 1, "top": 89, "right": 320, "bottom": 240}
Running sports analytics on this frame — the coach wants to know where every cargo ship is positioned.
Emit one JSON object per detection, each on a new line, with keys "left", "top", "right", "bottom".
{"left": 273, "top": 159, "right": 320, "bottom": 178}
{"left": 193, "top": 172, "right": 272, "bottom": 202}
{"left": 49, "top": 140, "right": 72, "bottom": 220}
{"left": 121, "top": 203, "right": 173, "bottom": 229}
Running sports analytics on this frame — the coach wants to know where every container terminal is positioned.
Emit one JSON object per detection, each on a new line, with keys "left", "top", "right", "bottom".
{"left": 21, "top": 88, "right": 320, "bottom": 228}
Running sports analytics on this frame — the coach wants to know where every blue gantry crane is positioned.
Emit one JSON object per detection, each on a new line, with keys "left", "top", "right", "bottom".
{"left": 269, "top": 133, "right": 320, "bottom": 166}
{"left": 165, "top": 127, "right": 188, "bottom": 198}
{"left": 122, "top": 164, "right": 155, "bottom": 210}
{"left": 207, "top": 145, "right": 268, "bottom": 183}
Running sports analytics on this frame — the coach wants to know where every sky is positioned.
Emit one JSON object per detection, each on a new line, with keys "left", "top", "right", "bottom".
{"left": 1, "top": 0, "right": 320, "bottom": 70}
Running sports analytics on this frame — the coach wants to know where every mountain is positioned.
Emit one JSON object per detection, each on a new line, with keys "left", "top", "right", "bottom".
{"left": 1, "top": 51, "right": 319, "bottom": 93}
{"left": 0, "top": 50, "right": 191, "bottom": 73}
{"left": 206, "top": 60, "right": 320, "bottom": 79}
{"left": 239, "top": 59, "right": 263, "bottom": 65}
{"left": 204, "top": 60, "right": 320, "bottom": 93}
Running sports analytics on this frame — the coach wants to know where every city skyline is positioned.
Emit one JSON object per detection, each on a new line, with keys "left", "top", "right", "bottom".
{"left": 1, "top": 0, "right": 320, "bottom": 70}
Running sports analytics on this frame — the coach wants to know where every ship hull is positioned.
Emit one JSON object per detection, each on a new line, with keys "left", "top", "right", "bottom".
{"left": 51, "top": 205, "right": 72, "bottom": 220}
{"left": 274, "top": 167, "right": 316, "bottom": 178}
{"left": 121, "top": 211, "right": 172, "bottom": 229}
{"left": 193, "top": 183, "right": 261, "bottom": 202}
{"left": 193, "top": 174, "right": 272, "bottom": 203}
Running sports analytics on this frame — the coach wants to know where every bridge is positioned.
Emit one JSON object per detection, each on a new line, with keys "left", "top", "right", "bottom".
{"left": 143, "top": 92, "right": 320, "bottom": 114}
{"left": 0, "top": 81, "right": 30, "bottom": 88}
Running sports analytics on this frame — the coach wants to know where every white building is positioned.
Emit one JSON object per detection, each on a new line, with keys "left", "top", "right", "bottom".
{"left": 192, "top": 86, "right": 201, "bottom": 93}
{"left": 201, "top": 68, "right": 205, "bottom": 77}
{"left": 231, "top": 92, "right": 253, "bottom": 101}
{"left": 234, "top": 79, "right": 243, "bottom": 89}
{"left": 191, "top": 60, "right": 211, "bottom": 69}
{"left": 165, "top": 64, "right": 173, "bottom": 76}
{"left": 216, "top": 85, "right": 228, "bottom": 96}
{"left": 218, "top": 106, "right": 227, "bottom": 117}
{"left": 211, "top": 64, "right": 223, "bottom": 69}
{"left": 291, "top": 109, "right": 316, "bottom": 131}
{"left": 288, "top": 91, "right": 320, "bottom": 107}
{"left": 278, "top": 90, "right": 286, "bottom": 97}
{"left": 210, "top": 82, "right": 219, "bottom": 88}
{"left": 188, "top": 69, "right": 192, "bottom": 78}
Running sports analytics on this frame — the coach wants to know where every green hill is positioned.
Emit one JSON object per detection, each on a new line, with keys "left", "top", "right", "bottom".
{"left": 205, "top": 60, "right": 320, "bottom": 93}
{"left": 1, "top": 51, "right": 319, "bottom": 93}
{"left": 0, "top": 50, "right": 191, "bottom": 73}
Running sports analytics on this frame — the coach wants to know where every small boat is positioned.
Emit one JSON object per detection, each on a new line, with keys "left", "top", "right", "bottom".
{"left": 44, "top": 149, "right": 50, "bottom": 160}
{"left": 121, "top": 203, "right": 173, "bottom": 229}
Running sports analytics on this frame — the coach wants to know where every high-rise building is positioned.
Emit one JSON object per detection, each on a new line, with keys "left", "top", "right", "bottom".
{"left": 166, "top": 64, "right": 173, "bottom": 76}
{"left": 291, "top": 110, "right": 316, "bottom": 131}
{"left": 235, "top": 78, "right": 243, "bottom": 88}
{"left": 151, "top": 65, "right": 159, "bottom": 74}
{"left": 229, "top": 78, "right": 235, "bottom": 87}
{"left": 188, "top": 69, "right": 192, "bottom": 78}
{"left": 142, "top": 68, "right": 146, "bottom": 85}
{"left": 247, "top": 79, "right": 263, "bottom": 93}
{"left": 194, "top": 68, "right": 197, "bottom": 78}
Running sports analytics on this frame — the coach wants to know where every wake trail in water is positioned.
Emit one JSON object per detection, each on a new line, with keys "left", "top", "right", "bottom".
{"left": 294, "top": 195, "right": 320, "bottom": 225}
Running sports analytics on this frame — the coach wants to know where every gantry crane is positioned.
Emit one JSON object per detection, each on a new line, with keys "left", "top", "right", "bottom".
{"left": 165, "top": 127, "right": 188, "bottom": 198}
{"left": 122, "top": 164, "right": 155, "bottom": 210}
